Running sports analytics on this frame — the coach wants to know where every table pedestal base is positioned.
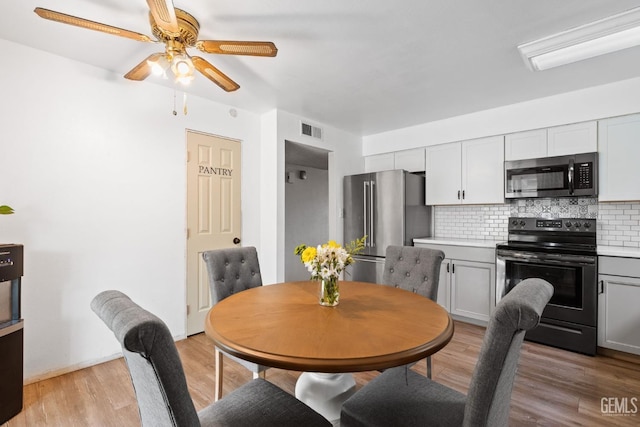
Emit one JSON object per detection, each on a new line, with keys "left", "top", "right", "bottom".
{"left": 295, "top": 372, "right": 356, "bottom": 425}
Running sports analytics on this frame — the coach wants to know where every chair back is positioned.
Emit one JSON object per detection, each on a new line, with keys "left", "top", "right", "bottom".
{"left": 463, "top": 278, "right": 553, "bottom": 427}
{"left": 383, "top": 245, "right": 445, "bottom": 300}
{"left": 202, "top": 247, "right": 263, "bottom": 304}
{"left": 91, "top": 291, "right": 200, "bottom": 427}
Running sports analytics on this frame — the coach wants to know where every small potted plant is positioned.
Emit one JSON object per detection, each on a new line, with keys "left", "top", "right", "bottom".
{"left": 0, "top": 205, "right": 14, "bottom": 215}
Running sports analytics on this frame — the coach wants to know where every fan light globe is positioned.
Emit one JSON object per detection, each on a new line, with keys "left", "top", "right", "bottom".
{"left": 176, "top": 75, "right": 194, "bottom": 85}
{"left": 148, "top": 55, "right": 170, "bottom": 76}
{"left": 171, "top": 53, "right": 194, "bottom": 82}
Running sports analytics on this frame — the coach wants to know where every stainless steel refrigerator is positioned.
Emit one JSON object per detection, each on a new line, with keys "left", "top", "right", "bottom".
{"left": 343, "top": 170, "right": 432, "bottom": 283}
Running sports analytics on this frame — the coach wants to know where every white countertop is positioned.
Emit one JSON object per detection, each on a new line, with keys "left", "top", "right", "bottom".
{"left": 598, "top": 245, "right": 640, "bottom": 259}
{"left": 413, "top": 237, "right": 504, "bottom": 248}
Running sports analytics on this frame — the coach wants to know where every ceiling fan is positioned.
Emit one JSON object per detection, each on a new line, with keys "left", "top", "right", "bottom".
{"left": 34, "top": 0, "right": 278, "bottom": 92}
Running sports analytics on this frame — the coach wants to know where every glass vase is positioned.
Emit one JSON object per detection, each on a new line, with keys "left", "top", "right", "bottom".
{"left": 319, "top": 276, "right": 340, "bottom": 306}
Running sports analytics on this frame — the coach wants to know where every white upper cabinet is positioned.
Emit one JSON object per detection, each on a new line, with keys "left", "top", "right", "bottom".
{"left": 547, "top": 121, "right": 597, "bottom": 156}
{"left": 462, "top": 136, "right": 505, "bottom": 204}
{"left": 364, "top": 153, "right": 394, "bottom": 172}
{"left": 598, "top": 113, "right": 640, "bottom": 202}
{"left": 504, "top": 121, "right": 597, "bottom": 161}
{"left": 364, "top": 148, "right": 426, "bottom": 173}
{"left": 426, "top": 142, "right": 462, "bottom": 205}
{"left": 426, "top": 136, "right": 504, "bottom": 205}
{"left": 394, "top": 148, "right": 426, "bottom": 172}
{"left": 505, "top": 129, "right": 547, "bottom": 161}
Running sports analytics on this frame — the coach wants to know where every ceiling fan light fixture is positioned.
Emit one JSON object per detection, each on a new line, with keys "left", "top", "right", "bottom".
{"left": 175, "top": 74, "right": 194, "bottom": 85}
{"left": 148, "top": 55, "right": 170, "bottom": 76}
{"left": 518, "top": 6, "right": 640, "bottom": 71}
{"left": 171, "top": 52, "right": 194, "bottom": 81}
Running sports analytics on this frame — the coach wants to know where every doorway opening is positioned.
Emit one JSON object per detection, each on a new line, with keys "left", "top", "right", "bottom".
{"left": 284, "top": 141, "right": 330, "bottom": 281}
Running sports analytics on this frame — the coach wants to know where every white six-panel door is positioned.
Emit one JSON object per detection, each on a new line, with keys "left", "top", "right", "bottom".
{"left": 186, "top": 131, "right": 242, "bottom": 335}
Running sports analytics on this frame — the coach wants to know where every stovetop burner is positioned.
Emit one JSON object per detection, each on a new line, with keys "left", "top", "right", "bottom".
{"left": 497, "top": 217, "right": 597, "bottom": 255}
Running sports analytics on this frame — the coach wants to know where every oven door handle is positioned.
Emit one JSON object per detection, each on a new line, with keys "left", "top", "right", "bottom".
{"left": 496, "top": 251, "right": 596, "bottom": 266}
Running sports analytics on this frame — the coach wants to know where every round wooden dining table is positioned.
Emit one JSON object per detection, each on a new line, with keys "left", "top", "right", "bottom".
{"left": 205, "top": 280, "right": 454, "bottom": 422}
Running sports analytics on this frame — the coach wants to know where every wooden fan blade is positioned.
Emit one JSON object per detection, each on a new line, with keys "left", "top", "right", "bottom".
{"left": 124, "top": 53, "right": 165, "bottom": 81}
{"left": 34, "top": 8, "right": 153, "bottom": 43}
{"left": 192, "top": 57, "right": 240, "bottom": 92}
{"left": 196, "top": 40, "right": 278, "bottom": 57}
{"left": 146, "top": 0, "right": 180, "bottom": 36}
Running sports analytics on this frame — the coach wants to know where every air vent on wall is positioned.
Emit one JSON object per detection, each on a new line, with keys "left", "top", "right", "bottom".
{"left": 301, "top": 121, "right": 323, "bottom": 140}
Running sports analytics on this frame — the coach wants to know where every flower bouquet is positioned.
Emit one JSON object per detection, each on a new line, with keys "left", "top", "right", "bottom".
{"left": 294, "top": 236, "right": 365, "bottom": 306}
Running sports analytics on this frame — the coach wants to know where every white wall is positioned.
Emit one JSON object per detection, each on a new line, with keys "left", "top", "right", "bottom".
{"left": 258, "top": 111, "right": 363, "bottom": 283}
{"left": 0, "top": 39, "right": 364, "bottom": 381}
{"left": 0, "top": 39, "right": 262, "bottom": 381}
{"left": 363, "top": 76, "right": 640, "bottom": 155}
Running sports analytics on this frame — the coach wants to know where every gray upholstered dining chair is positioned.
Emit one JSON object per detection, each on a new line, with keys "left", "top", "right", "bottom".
{"left": 340, "top": 278, "right": 554, "bottom": 427}
{"left": 91, "top": 290, "right": 330, "bottom": 427}
{"left": 202, "top": 246, "right": 268, "bottom": 401}
{"left": 383, "top": 245, "right": 445, "bottom": 377}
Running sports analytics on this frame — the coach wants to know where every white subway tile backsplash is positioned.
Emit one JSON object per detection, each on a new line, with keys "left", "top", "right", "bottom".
{"left": 432, "top": 199, "right": 640, "bottom": 248}
{"left": 599, "top": 201, "right": 640, "bottom": 247}
{"left": 434, "top": 204, "right": 510, "bottom": 241}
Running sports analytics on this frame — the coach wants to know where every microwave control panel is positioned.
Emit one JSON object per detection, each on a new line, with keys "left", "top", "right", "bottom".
{"left": 575, "top": 162, "right": 593, "bottom": 189}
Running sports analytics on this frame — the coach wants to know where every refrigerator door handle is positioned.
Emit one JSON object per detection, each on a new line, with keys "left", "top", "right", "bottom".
{"left": 363, "top": 181, "right": 369, "bottom": 247}
{"left": 370, "top": 180, "right": 375, "bottom": 247}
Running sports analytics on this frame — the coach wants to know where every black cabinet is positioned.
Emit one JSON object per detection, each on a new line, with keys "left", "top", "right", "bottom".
{"left": 0, "top": 244, "right": 24, "bottom": 424}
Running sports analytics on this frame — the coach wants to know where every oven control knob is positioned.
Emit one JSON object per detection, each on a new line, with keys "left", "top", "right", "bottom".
{"left": 519, "top": 220, "right": 526, "bottom": 227}
{"left": 574, "top": 222, "right": 582, "bottom": 228}
{"left": 584, "top": 222, "right": 591, "bottom": 229}
{"left": 565, "top": 221, "right": 572, "bottom": 228}
{"left": 512, "top": 220, "right": 518, "bottom": 226}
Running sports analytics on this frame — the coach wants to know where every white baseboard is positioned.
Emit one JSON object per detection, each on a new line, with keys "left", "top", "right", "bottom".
{"left": 24, "top": 334, "right": 188, "bottom": 385}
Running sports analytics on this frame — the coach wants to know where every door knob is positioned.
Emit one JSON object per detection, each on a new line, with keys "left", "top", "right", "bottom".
{"left": 233, "top": 237, "right": 241, "bottom": 244}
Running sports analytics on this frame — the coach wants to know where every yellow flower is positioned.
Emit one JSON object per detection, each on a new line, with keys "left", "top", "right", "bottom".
{"left": 301, "top": 246, "right": 317, "bottom": 263}
{"left": 326, "top": 240, "right": 340, "bottom": 248}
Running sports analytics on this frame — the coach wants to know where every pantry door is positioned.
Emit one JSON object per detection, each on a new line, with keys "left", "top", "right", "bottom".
{"left": 186, "top": 130, "right": 241, "bottom": 335}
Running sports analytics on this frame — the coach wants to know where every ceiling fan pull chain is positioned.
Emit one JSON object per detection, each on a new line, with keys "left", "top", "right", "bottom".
{"left": 172, "top": 89, "right": 177, "bottom": 116}
{"left": 183, "top": 92, "right": 188, "bottom": 115}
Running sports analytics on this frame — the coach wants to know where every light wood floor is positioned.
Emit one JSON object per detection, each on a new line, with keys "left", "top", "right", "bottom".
{"left": 4, "top": 321, "right": 640, "bottom": 426}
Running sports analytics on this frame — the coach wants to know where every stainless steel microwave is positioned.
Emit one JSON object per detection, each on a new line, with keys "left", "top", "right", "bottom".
{"left": 505, "top": 152, "right": 598, "bottom": 199}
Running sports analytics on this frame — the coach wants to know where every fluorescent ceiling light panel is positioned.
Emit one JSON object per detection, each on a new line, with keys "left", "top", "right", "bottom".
{"left": 518, "top": 7, "right": 640, "bottom": 71}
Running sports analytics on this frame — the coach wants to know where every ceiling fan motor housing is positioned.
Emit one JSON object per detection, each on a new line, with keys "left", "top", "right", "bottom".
{"left": 150, "top": 8, "right": 200, "bottom": 46}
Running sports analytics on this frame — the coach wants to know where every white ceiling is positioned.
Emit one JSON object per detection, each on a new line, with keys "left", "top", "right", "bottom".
{"left": 4, "top": 0, "right": 640, "bottom": 137}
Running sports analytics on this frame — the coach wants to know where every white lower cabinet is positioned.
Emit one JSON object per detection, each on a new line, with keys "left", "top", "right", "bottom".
{"left": 437, "top": 260, "right": 450, "bottom": 311}
{"left": 450, "top": 259, "right": 494, "bottom": 323}
{"left": 598, "top": 256, "right": 640, "bottom": 355}
{"left": 415, "top": 242, "right": 495, "bottom": 325}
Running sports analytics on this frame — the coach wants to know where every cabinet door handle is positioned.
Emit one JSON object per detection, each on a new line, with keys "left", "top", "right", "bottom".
{"left": 462, "top": 190, "right": 465, "bottom": 199}
{"left": 446, "top": 262, "right": 450, "bottom": 273}
{"left": 452, "top": 264, "right": 455, "bottom": 274}
{"left": 598, "top": 280, "right": 604, "bottom": 294}
{"left": 457, "top": 190, "right": 461, "bottom": 200}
